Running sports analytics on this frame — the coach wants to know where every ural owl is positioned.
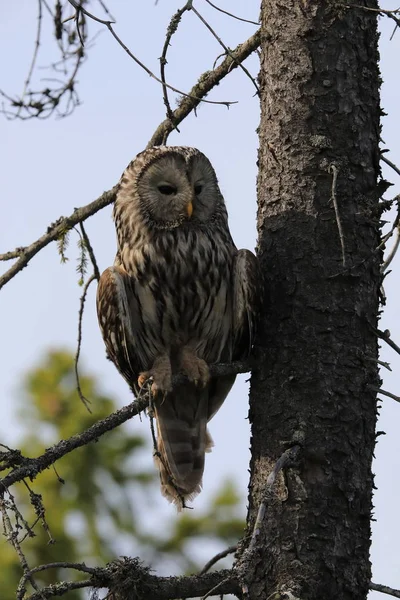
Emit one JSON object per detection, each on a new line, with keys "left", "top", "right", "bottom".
{"left": 97, "top": 146, "right": 259, "bottom": 509}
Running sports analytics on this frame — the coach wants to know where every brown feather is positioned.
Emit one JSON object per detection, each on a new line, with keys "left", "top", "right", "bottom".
{"left": 96, "top": 147, "right": 260, "bottom": 509}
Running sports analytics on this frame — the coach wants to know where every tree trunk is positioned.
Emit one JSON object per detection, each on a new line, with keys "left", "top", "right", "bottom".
{"left": 238, "top": 1, "right": 382, "bottom": 598}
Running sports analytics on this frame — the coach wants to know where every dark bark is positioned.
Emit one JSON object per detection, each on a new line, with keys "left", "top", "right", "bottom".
{"left": 237, "top": 1, "right": 382, "bottom": 599}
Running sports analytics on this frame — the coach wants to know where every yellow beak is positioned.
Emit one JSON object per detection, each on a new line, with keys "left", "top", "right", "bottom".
{"left": 186, "top": 201, "right": 193, "bottom": 218}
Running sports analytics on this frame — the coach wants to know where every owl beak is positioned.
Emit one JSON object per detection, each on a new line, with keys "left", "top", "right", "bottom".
{"left": 186, "top": 201, "right": 193, "bottom": 218}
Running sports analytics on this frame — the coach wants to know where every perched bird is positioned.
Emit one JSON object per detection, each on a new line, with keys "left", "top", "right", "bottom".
{"left": 97, "top": 146, "right": 258, "bottom": 509}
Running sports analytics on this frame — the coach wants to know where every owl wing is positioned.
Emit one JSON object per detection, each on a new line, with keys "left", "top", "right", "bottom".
{"left": 206, "top": 249, "right": 259, "bottom": 423}
{"left": 96, "top": 266, "right": 144, "bottom": 392}
{"left": 232, "top": 249, "right": 260, "bottom": 360}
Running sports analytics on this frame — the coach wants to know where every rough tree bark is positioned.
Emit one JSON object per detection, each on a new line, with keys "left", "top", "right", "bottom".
{"left": 237, "top": 1, "right": 382, "bottom": 599}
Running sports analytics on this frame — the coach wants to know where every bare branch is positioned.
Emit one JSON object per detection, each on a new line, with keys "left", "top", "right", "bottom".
{"left": 67, "top": 0, "right": 238, "bottom": 108}
{"left": 0, "top": 359, "right": 251, "bottom": 495}
{"left": 204, "top": 0, "right": 260, "bottom": 26}
{"left": 191, "top": 5, "right": 259, "bottom": 95}
{"left": 382, "top": 154, "right": 400, "bottom": 177}
{"left": 200, "top": 545, "right": 237, "bottom": 575}
{"left": 0, "top": 186, "right": 117, "bottom": 290}
{"left": 74, "top": 273, "right": 96, "bottom": 411}
{"left": 381, "top": 226, "right": 400, "bottom": 273}
{"left": 1, "top": 1, "right": 87, "bottom": 120}
{"left": 368, "top": 385, "right": 400, "bottom": 404}
{"left": 376, "top": 328, "right": 400, "bottom": 357}
{"left": 160, "top": 3, "right": 193, "bottom": 131}
{"left": 79, "top": 221, "right": 101, "bottom": 281}
{"left": 0, "top": 496, "right": 41, "bottom": 598}
{"left": 147, "top": 28, "right": 261, "bottom": 147}
{"left": 25, "top": 558, "right": 237, "bottom": 600}
{"left": 18, "top": 0, "right": 43, "bottom": 114}
{"left": 346, "top": 5, "right": 400, "bottom": 31}
{"left": 370, "top": 582, "right": 400, "bottom": 598}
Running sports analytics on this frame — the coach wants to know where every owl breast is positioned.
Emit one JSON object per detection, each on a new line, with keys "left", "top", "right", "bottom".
{"left": 116, "top": 225, "right": 235, "bottom": 369}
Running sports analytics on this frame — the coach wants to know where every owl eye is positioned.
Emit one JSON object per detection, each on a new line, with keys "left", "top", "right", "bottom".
{"left": 158, "top": 184, "right": 177, "bottom": 195}
{"left": 194, "top": 184, "right": 203, "bottom": 195}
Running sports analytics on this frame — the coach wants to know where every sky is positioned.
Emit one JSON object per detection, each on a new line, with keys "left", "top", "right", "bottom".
{"left": 0, "top": 1, "right": 399, "bottom": 597}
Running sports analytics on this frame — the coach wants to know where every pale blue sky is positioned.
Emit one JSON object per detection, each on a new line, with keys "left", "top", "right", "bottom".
{"left": 1, "top": 1, "right": 399, "bottom": 595}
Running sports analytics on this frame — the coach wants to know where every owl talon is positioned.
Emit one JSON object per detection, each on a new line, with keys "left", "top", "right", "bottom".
{"left": 138, "top": 354, "right": 172, "bottom": 397}
{"left": 138, "top": 372, "right": 151, "bottom": 388}
{"left": 180, "top": 347, "right": 209, "bottom": 387}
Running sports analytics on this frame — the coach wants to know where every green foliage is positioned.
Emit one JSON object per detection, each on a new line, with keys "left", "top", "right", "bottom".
{"left": 0, "top": 350, "right": 244, "bottom": 599}
{"left": 56, "top": 229, "right": 70, "bottom": 264}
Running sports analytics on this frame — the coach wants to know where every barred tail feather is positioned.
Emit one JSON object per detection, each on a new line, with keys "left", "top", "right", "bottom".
{"left": 154, "top": 387, "right": 211, "bottom": 510}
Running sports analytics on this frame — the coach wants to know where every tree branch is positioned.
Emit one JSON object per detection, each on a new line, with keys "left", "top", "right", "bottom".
{"left": 147, "top": 28, "right": 261, "bottom": 147}
{"left": 370, "top": 582, "right": 400, "bottom": 598}
{"left": 199, "top": 545, "right": 237, "bottom": 575}
{"left": 0, "top": 187, "right": 117, "bottom": 290}
{"left": 25, "top": 557, "right": 238, "bottom": 600}
{"left": 68, "top": 0, "right": 238, "bottom": 109}
{"left": 0, "top": 360, "right": 251, "bottom": 495}
{"left": 0, "top": 29, "right": 261, "bottom": 290}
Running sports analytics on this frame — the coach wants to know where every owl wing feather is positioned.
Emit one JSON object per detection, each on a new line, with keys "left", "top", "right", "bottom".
{"left": 206, "top": 249, "right": 259, "bottom": 423}
{"left": 96, "top": 266, "right": 143, "bottom": 391}
{"left": 232, "top": 249, "right": 260, "bottom": 360}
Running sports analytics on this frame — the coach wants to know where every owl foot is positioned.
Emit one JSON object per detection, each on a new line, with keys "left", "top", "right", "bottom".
{"left": 138, "top": 354, "right": 172, "bottom": 397}
{"left": 180, "top": 347, "right": 209, "bottom": 387}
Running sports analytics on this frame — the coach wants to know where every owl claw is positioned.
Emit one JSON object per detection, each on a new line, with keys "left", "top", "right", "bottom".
{"left": 138, "top": 372, "right": 151, "bottom": 388}
{"left": 138, "top": 354, "right": 172, "bottom": 397}
{"left": 180, "top": 347, "right": 210, "bottom": 388}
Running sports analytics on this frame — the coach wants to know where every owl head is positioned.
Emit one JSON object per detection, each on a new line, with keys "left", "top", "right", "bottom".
{"left": 114, "top": 146, "right": 228, "bottom": 230}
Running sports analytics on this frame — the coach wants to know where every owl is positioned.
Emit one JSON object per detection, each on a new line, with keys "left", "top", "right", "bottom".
{"left": 97, "top": 146, "right": 259, "bottom": 509}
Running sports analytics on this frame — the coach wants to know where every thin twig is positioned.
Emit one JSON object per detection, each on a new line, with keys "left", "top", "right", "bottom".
{"left": 201, "top": 576, "right": 232, "bottom": 600}
{"left": 381, "top": 227, "right": 400, "bottom": 273}
{"left": 382, "top": 154, "right": 400, "bottom": 177}
{"left": 204, "top": 0, "right": 260, "bottom": 26}
{"left": 191, "top": 5, "right": 259, "bottom": 95}
{"left": 79, "top": 222, "right": 100, "bottom": 280}
{"left": 328, "top": 194, "right": 400, "bottom": 279}
{"left": 19, "top": 560, "right": 98, "bottom": 597}
{"left": 370, "top": 582, "right": 400, "bottom": 598}
{"left": 75, "top": 274, "right": 96, "bottom": 411}
{"left": 26, "top": 579, "right": 92, "bottom": 600}
{"left": 148, "top": 27, "right": 261, "bottom": 147}
{"left": 329, "top": 164, "right": 347, "bottom": 267}
{"left": 18, "top": 0, "right": 43, "bottom": 117}
{"left": 22, "top": 480, "right": 54, "bottom": 544}
{"left": 1, "top": 1, "right": 86, "bottom": 120}
{"left": 96, "top": 0, "right": 116, "bottom": 22}
{"left": 0, "top": 496, "right": 42, "bottom": 600}
{"left": 68, "top": 0, "right": 237, "bottom": 108}
{"left": 346, "top": 5, "right": 400, "bottom": 29}
{"left": 376, "top": 328, "right": 400, "bottom": 357}
{"left": 160, "top": 3, "right": 192, "bottom": 131}
{"left": 365, "top": 357, "right": 392, "bottom": 372}
{"left": 200, "top": 545, "right": 237, "bottom": 575}
{"left": 368, "top": 385, "right": 400, "bottom": 404}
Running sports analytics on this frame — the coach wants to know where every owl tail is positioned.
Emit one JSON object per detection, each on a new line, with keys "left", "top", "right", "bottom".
{"left": 154, "top": 386, "right": 213, "bottom": 510}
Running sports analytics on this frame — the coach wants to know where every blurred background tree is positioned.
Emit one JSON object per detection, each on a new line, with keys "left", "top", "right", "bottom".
{"left": 0, "top": 350, "right": 244, "bottom": 599}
